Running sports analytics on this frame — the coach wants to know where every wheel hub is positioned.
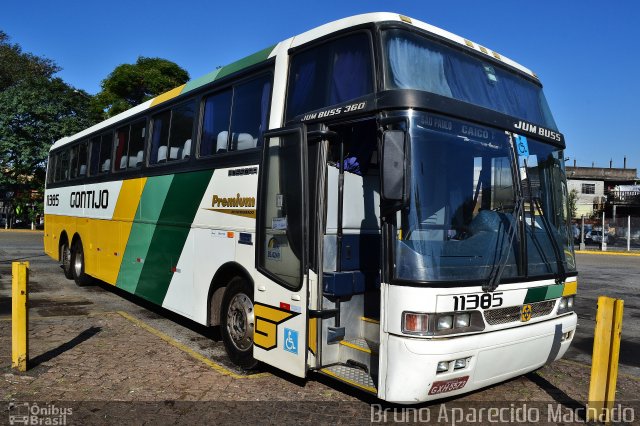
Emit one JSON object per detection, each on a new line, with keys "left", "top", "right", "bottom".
{"left": 226, "top": 293, "right": 254, "bottom": 351}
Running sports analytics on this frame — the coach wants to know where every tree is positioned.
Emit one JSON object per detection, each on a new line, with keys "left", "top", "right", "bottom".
{"left": 95, "top": 57, "right": 189, "bottom": 118}
{"left": 0, "top": 31, "right": 93, "bottom": 226}
{"left": 568, "top": 188, "right": 579, "bottom": 219}
{"left": 0, "top": 30, "right": 59, "bottom": 90}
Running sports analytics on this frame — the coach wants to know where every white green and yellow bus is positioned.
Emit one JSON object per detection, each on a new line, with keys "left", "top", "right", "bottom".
{"left": 44, "top": 12, "right": 577, "bottom": 403}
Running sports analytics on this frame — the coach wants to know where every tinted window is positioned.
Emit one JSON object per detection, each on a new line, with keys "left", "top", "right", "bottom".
{"left": 200, "top": 90, "right": 232, "bottom": 156}
{"left": 286, "top": 33, "right": 373, "bottom": 119}
{"left": 89, "top": 132, "right": 113, "bottom": 175}
{"left": 230, "top": 75, "right": 272, "bottom": 151}
{"left": 150, "top": 102, "right": 195, "bottom": 164}
{"left": 169, "top": 103, "right": 194, "bottom": 160}
{"left": 55, "top": 150, "right": 70, "bottom": 182}
{"left": 128, "top": 120, "right": 146, "bottom": 167}
{"left": 69, "top": 144, "right": 80, "bottom": 179}
{"left": 114, "top": 126, "right": 129, "bottom": 171}
{"left": 77, "top": 141, "right": 88, "bottom": 177}
{"left": 150, "top": 110, "right": 171, "bottom": 164}
{"left": 115, "top": 120, "right": 146, "bottom": 171}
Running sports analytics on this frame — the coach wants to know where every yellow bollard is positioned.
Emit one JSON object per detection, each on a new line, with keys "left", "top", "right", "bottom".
{"left": 588, "top": 296, "right": 624, "bottom": 422}
{"left": 11, "top": 261, "right": 29, "bottom": 372}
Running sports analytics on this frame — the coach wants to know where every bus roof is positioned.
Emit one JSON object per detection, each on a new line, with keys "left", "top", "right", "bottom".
{"left": 51, "top": 12, "right": 535, "bottom": 151}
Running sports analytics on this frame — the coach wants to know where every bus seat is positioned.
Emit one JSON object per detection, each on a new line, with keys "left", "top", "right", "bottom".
{"left": 216, "top": 131, "right": 228, "bottom": 153}
{"left": 182, "top": 139, "right": 191, "bottom": 159}
{"left": 157, "top": 146, "right": 168, "bottom": 163}
{"left": 120, "top": 156, "right": 128, "bottom": 169}
{"left": 79, "top": 165, "right": 87, "bottom": 176}
{"left": 234, "top": 133, "right": 255, "bottom": 150}
{"left": 128, "top": 156, "right": 138, "bottom": 168}
{"left": 135, "top": 150, "right": 144, "bottom": 166}
{"left": 101, "top": 159, "right": 111, "bottom": 172}
{"left": 169, "top": 147, "right": 180, "bottom": 160}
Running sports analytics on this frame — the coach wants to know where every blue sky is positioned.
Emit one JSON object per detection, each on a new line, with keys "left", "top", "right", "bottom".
{"left": 2, "top": 1, "right": 639, "bottom": 172}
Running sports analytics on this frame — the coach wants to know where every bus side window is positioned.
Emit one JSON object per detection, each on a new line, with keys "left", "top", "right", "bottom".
{"left": 115, "top": 126, "right": 129, "bottom": 171}
{"left": 99, "top": 133, "right": 113, "bottom": 173}
{"left": 229, "top": 74, "right": 271, "bottom": 151}
{"left": 77, "top": 141, "right": 88, "bottom": 177}
{"left": 199, "top": 90, "right": 232, "bottom": 156}
{"left": 286, "top": 32, "right": 373, "bottom": 120}
{"left": 69, "top": 144, "right": 79, "bottom": 179}
{"left": 56, "top": 149, "right": 70, "bottom": 182}
{"left": 89, "top": 136, "right": 101, "bottom": 175}
{"left": 128, "top": 120, "right": 146, "bottom": 167}
{"left": 150, "top": 110, "right": 171, "bottom": 164}
{"left": 168, "top": 103, "right": 195, "bottom": 161}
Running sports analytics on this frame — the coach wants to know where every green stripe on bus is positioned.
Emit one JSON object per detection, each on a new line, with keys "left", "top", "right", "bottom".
{"left": 116, "top": 174, "right": 175, "bottom": 293}
{"left": 134, "top": 170, "right": 213, "bottom": 305}
{"left": 182, "top": 69, "right": 221, "bottom": 95}
{"left": 524, "top": 284, "right": 564, "bottom": 304}
{"left": 215, "top": 45, "right": 276, "bottom": 81}
{"left": 545, "top": 284, "right": 564, "bottom": 300}
{"left": 523, "top": 286, "right": 548, "bottom": 304}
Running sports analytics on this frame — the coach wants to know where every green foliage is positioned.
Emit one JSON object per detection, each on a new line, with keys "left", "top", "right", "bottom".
{"left": 568, "top": 188, "right": 579, "bottom": 219}
{"left": 0, "top": 31, "right": 94, "bottom": 224}
{"left": 0, "top": 30, "right": 59, "bottom": 90}
{"left": 0, "top": 77, "right": 93, "bottom": 187}
{"left": 95, "top": 56, "right": 189, "bottom": 118}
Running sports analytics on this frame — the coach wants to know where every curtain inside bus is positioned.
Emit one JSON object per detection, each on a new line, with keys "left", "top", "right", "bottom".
{"left": 384, "top": 30, "right": 558, "bottom": 130}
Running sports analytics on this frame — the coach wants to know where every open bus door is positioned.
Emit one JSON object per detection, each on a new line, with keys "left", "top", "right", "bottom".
{"left": 254, "top": 125, "right": 310, "bottom": 377}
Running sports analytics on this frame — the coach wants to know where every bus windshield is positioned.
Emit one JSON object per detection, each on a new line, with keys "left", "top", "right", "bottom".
{"left": 395, "top": 113, "right": 519, "bottom": 282}
{"left": 394, "top": 112, "right": 576, "bottom": 283}
{"left": 382, "top": 29, "right": 558, "bottom": 130}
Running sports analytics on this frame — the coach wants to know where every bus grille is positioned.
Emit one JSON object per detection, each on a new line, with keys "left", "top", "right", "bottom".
{"left": 483, "top": 300, "right": 556, "bottom": 325}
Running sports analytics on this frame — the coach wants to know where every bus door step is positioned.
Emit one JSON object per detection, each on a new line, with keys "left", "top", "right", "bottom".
{"left": 319, "top": 364, "right": 377, "bottom": 394}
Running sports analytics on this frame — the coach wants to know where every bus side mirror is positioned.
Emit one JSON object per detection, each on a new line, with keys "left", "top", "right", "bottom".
{"left": 381, "top": 130, "right": 408, "bottom": 204}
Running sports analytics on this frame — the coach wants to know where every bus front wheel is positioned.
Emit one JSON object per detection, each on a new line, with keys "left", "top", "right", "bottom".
{"left": 60, "top": 241, "right": 73, "bottom": 279}
{"left": 71, "top": 239, "right": 91, "bottom": 286}
{"left": 220, "top": 277, "right": 258, "bottom": 370}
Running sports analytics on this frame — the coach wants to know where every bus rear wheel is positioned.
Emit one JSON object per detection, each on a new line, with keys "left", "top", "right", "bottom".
{"left": 71, "top": 239, "right": 91, "bottom": 286}
{"left": 60, "top": 241, "right": 73, "bottom": 279}
{"left": 220, "top": 277, "right": 258, "bottom": 370}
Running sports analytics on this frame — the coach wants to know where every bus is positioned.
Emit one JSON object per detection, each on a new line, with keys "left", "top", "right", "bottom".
{"left": 44, "top": 12, "right": 578, "bottom": 403}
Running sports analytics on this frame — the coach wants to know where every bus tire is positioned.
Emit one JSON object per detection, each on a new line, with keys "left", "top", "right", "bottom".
{"left": 60, "top": 240, "right": 73, "bottom": 280}
{"left": 71, "top": 239, "right": 91, "bottom": 286}
{"left": 220, "top": 277, "right": 258, "bottom": 370}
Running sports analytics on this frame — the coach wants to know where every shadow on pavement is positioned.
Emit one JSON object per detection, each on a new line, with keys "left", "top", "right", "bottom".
{"left": 526, "top": 372, "right": 585, "bottom": 420}
{"left": 29, "top": 326, "right": 102, "bottom": 368}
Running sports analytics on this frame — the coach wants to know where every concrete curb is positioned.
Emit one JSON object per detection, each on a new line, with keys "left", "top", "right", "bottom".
{"left": 575, "top": 250, "right": 640, "bottom": 257}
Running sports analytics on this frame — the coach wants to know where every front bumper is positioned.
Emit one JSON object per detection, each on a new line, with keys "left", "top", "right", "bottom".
{"left": 381, "top": 312, "right": 577, "bottom": 403}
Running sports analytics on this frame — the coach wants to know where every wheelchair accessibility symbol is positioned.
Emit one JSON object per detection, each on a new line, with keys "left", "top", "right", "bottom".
{"left": 283, "top": 328, "right": 298, "bottom": 355}
{"left": 514, "top": 134, "right": 529, "bottom": 158}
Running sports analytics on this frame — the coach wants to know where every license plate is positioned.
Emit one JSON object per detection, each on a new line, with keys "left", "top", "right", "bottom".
{"left": 428, "top": 376, "right": 469, "bottom": 395}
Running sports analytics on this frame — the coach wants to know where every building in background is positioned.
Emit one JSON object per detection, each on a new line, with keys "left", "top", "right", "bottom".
{"left": 566, "top": 157, "right": 638, "bottom": 219}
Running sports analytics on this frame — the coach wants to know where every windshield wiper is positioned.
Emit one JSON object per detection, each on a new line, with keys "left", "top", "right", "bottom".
{"left": 484, "top": 196, "right": 524, "bottom": 292}
{"left": 531, "top": 196, "right": 567, "bottom": 284}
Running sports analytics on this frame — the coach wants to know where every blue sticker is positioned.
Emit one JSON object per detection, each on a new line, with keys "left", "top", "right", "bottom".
{"left": 238, "top": 232, "right": 253, "bottom": 245}
{"left": 515, "top": 134, "right": 529, "bottom": 158}
{"left": 283, "top": 328, "right": 298, "bottom": 355}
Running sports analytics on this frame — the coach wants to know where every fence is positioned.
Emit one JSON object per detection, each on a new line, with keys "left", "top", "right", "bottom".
{"left": 572, "top": 215, "right": 640, "bottom": 251}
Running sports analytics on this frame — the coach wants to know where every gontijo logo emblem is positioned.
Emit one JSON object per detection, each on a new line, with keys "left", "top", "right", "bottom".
{"left": 521, "top": 304, "right": 532, "bottom": 322}
{"left": 253, "top": 303, "right": 299, "bottom": 351}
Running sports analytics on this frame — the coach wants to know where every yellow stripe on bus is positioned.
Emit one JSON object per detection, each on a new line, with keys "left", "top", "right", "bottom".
{"left": 98, "top": 178, "right": 147, "bottom": 285}
{"left": 563, "top": 280, "right": 578, "bottom": 296}
{"left": 150, "top": 84, "right": 186, "bottom": 107}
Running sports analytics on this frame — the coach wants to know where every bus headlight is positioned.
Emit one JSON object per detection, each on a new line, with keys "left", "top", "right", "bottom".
{"left": 401, "top": 311, "right": 484, "bottom": 336}
{"left": 557, "top": 296, "right": 575, "bottom": 314}
{"left": 437, "top": 315, "right": 453, "bottom": 330}
{"left": 455, "top": 313, "right": 471, "bottom": 328}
